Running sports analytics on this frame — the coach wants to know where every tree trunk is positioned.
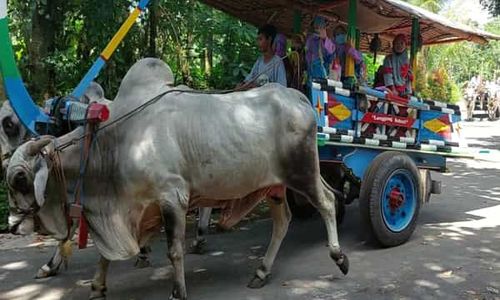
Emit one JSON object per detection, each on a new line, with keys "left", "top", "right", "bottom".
{"left": 29, "top": 0, "right": 59, "bottom": 102}
{"left": 148, "top": 0, "right": 158, "bottom": 57}
{"left": 182, "top": 31, "right": 193, "bottom": 85}
{"left": 204, "top": 33, "right": 213, "bottom": 76}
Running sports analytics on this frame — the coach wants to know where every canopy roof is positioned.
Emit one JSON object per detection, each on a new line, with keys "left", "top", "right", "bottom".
{"left": 199, "top": 0, "right": 500, "bottom": 53}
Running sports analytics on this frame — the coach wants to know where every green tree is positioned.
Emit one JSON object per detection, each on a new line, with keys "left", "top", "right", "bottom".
{"left": 481, "top": 0, "right": 500, "bottom": 16}
{"left": 408, "top": 0, "right": 443, "bottom": 13}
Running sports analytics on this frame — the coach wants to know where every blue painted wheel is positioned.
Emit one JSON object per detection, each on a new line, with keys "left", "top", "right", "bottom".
{"left": 359, "top": 152, "right": 422, "bottom": 247}
{"left": 381, "top": 170, "right": 417, "bottom": 232}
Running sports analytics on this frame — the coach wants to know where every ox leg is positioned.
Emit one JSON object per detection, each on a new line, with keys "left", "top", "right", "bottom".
{"left": 89, "top": 256, "right": 110, "bottom": 300}
{"left": 162, "top": 203, "right": 188, "bottom": 300}
{"left": 248, "top": 197, "right": 291, "bottom": 289}
{"left": 189, "top": 207, "right": 212, "bottom": 254}
{"left": 36, "top": 219, "right": 78, "bottom": 278}
{"left": 298, "top": 177, "right": 349, "bottom": 275}
{"left": 35, "top": 242, "right": 65, "bottom": 278}
{"left": 134, "top": 246, "right": 152, "bottom": 268}
{"left": 287, "top": 158, "right": 349, "bottom": 276}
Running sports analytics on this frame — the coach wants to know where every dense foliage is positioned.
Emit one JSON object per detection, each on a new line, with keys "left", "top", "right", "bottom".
{"left": 1, "top": 0, "right": 258, "bottom": 102}
{"left": 0, "top": 0, "right": 259, "bottom": 230}
{"left": 481, "top": 0, "right": 500, "bottom": 17}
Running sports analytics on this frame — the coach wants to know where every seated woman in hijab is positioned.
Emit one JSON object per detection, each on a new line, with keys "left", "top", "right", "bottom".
{"left": 383, "top": 34, "right": 413, "bottom": 96}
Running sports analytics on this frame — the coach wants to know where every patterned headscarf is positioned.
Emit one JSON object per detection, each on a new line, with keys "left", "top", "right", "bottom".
{"left": 394, "top": 34, "right": 408, "bottom": 46}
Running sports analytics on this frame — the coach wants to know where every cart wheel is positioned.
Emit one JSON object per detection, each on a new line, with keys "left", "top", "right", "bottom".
{"left": 359, "top": 151, "right": 421, "bottom": 247}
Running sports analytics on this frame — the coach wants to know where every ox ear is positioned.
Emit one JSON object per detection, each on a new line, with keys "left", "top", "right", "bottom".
{"left": 26, "top": 137, "right": 53, "bottom": 157}
{"left": 34, "top": 159, "right": 49, "bottom": 207}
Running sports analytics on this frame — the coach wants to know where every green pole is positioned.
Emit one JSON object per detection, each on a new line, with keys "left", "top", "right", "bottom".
{"left": 345, "top": 0, "right": 357, "bottom": 87}
{"left": 355, "top": 29, "right": 361, "bottom": 50}
{"left": 293, "top": 10, "right": 302, "bottom": 34}
{"left": 410, "top": 17, "right": 420, "bottom": 92}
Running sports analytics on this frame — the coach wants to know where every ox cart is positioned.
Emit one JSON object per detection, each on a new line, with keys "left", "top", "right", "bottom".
{"left": 200, "top": 0, "right": 499, "bottom": 247}
{"left": 1, "top": 0, "right": 499, "bottom": 248}
{"left": 464, "top": 81, "right": 500, "bottom": 121}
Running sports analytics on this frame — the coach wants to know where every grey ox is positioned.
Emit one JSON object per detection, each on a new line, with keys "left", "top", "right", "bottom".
{"left": 6, "top": 58, "right": 348, "bottom": 300}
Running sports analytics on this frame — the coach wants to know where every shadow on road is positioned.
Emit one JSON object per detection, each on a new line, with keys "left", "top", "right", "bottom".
{"left": 1, "top": 124, "right": 500, "bottom": 299}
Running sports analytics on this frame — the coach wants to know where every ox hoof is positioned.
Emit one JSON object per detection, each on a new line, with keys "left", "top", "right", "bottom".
{"left": 168, "top": 293, "right": 187, "bottom": 300}
{"left": 188, "top": 239, "right": 207, "bottom": 255}
{"left": 247, "top": 274, "right": 271, "bottom": 289}
{"left": 134, "top": 257, "right": 152, "bottom": 269}
{"left": 89, "top": 285, "right": 106, "bottom": 300}
{"left": 35, "top": 266, "right": 58, "bottom": 279}
{"left": 88, "top": 291, "right": 106, "bottom": 300}
{"left": 331, "top": 252, "right": 349, "bottom": 275}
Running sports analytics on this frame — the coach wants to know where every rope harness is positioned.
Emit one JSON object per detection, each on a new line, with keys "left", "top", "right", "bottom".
{"left": 47, "top": 123, "right": 96, "bottom": 248}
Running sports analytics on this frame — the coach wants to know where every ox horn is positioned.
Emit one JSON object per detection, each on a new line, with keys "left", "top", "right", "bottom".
{"left": 26, "top": 136, "right": 53, "bottom": 156}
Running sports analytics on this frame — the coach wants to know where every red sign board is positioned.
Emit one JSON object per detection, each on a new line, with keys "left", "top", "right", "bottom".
{"left": 361, "top": 112, "right": 415, "bottom": 128}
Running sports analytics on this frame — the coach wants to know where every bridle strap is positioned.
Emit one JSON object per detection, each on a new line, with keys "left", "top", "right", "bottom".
{"left": 47, "top": 149, "right": 73, "bottom": 241}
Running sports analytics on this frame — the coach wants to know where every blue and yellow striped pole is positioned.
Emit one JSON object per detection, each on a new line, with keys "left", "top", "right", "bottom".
{"left": 0, "top": 0, "right": 50, "bottom": 134}
{"left": 0, "top": 0, "right": 152, "bottom": 134}
{"left": 71, "top": 0, "right": 151, "bottom": 99}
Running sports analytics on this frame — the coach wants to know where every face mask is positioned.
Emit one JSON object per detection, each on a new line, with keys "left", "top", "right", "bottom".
{"left": 335, "top": 34, "right": 346, "bottom": 45}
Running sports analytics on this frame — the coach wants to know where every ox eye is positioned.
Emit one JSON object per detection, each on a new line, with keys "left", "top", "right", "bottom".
{"left": 2, "top": 116, "right": 19, "bottom": 138}
{"left": 11, "top": 171, "right": 31, "bottom": 195}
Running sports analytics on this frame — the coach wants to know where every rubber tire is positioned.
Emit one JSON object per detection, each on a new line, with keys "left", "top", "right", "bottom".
{"left": 420, "top": 169, "right": 432, "bottom": 203}
{"left": 359, "top": 151, "right": 422, "bottom": 247}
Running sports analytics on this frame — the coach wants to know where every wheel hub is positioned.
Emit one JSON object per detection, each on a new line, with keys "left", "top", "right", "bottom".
{"left": 389, "top": 188, "right": 404, "bottom": 211}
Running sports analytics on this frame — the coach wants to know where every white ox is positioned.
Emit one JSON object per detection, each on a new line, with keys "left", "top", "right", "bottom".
{"left": 6, "top": 58, "right": 347, "bottom": 300}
